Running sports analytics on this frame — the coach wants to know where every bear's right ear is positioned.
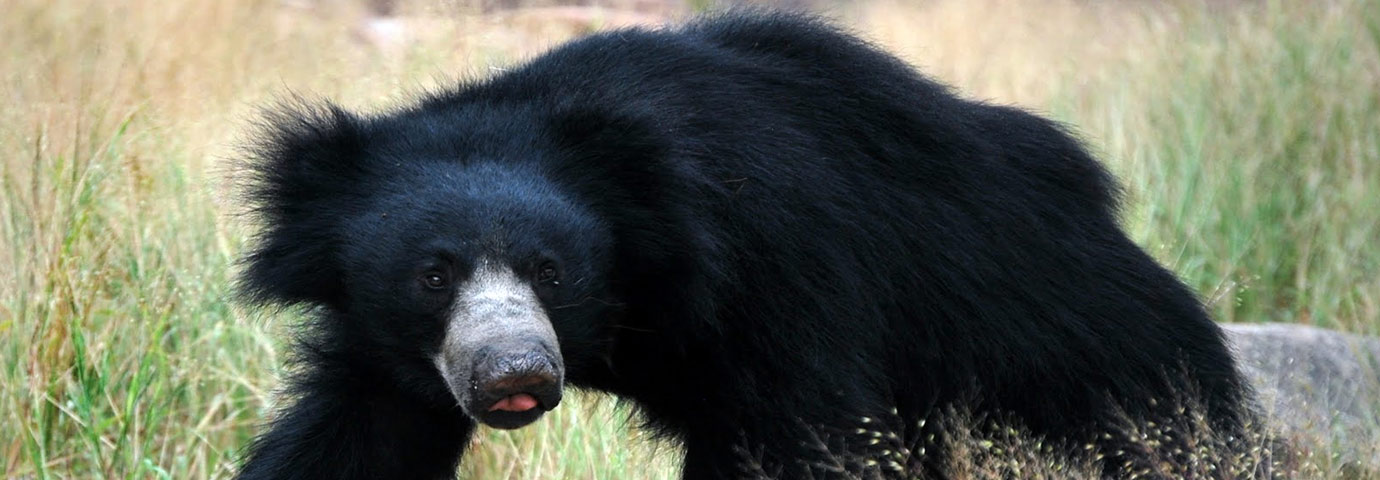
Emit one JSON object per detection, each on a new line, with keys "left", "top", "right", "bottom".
{"left": 236, "top": 101, "right": 370, "bottom": 310}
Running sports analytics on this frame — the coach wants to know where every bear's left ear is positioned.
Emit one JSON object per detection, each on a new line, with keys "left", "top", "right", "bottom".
{"left": 236, "top": 100, "right": 372, "bottom": 310}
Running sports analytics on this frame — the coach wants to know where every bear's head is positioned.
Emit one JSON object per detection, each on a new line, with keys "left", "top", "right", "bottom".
{"left": 237, "top": 101, "right": 621, "bottom": 430}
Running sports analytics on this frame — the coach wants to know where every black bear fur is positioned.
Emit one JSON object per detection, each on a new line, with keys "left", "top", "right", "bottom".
{"left": 236, "top": 11, "right": 1249, "bottom": 480}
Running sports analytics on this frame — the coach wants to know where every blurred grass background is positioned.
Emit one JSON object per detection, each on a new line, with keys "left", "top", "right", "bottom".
{"left": 1, "top": 0, "right": 1376, "bottom": 478}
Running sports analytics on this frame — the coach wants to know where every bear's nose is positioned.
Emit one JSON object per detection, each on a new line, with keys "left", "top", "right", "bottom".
{"left": 471, "top": 348, "right": 563, "bottom": 416}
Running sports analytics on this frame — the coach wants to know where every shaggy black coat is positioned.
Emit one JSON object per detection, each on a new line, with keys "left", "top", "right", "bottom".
{"left": 235, "top": 12, "right": 1248, "bottom": 480}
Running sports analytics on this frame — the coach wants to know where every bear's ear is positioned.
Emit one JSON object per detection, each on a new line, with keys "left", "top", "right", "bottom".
{"left": 236, "top": 100, "right": 370, "bottom": 310}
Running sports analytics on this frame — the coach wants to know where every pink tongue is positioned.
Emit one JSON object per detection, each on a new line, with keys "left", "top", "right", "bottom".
{"left": 488, "top": 393, "right": 539, "bottom": 412}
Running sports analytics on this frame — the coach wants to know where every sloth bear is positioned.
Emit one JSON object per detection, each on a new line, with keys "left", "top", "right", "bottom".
{"left": 235, "top": 11, "right": 1248, "bottom": 480}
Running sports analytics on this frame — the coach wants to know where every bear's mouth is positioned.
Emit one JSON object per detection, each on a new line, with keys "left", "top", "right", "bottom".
{"left": 473, "top": 392, "right": 558, "bottom": 429}
{"left": 445, "top": 362, "right": 565, "bottom": 429}
{"left": 488, "top": 393, "right": 540, "bottom": 413}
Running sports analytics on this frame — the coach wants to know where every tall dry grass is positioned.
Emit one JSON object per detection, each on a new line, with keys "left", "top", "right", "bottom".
{"left": 1, "top": 0, "right": 1376, "bottom": 478}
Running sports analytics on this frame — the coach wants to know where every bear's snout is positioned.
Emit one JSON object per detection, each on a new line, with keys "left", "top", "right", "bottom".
{"left": 436, "top": 339, "right": 565, "bottom": 429}
{"left": 469, "top": 344, "right": 564, "bottom": 428}
{"left": 433, "top": 261, "right": 566, "bottom": 429}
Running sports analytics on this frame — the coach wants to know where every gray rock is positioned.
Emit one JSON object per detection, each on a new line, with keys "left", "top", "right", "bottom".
{"left": 1223, "top": 323, "right": 1380, "bottom": 466}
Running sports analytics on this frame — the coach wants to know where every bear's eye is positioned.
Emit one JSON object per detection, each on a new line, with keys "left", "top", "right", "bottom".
{"left": 422, "top": 272, "right": 449, "bottom": 290}
{"left": 536, "top": 262, "right": 559, "bottom": 285}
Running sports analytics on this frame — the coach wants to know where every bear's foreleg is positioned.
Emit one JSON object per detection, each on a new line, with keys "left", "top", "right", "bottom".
{"left": 235, "top": 365, "right": 474, "bottom": 480}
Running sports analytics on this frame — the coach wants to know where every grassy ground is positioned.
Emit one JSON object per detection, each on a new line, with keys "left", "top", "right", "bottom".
{"left": 1, "top": 0, "right": 1376, "bottom": 478}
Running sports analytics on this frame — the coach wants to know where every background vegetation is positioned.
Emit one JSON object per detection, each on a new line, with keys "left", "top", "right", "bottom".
{"left": 1, "top": 0, "right": 1376, "bottom": 477}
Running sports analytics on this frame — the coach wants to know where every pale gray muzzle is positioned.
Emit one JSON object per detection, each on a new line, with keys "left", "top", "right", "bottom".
{"left": 434, "top": 262, "right": 564, "bottom": 429}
